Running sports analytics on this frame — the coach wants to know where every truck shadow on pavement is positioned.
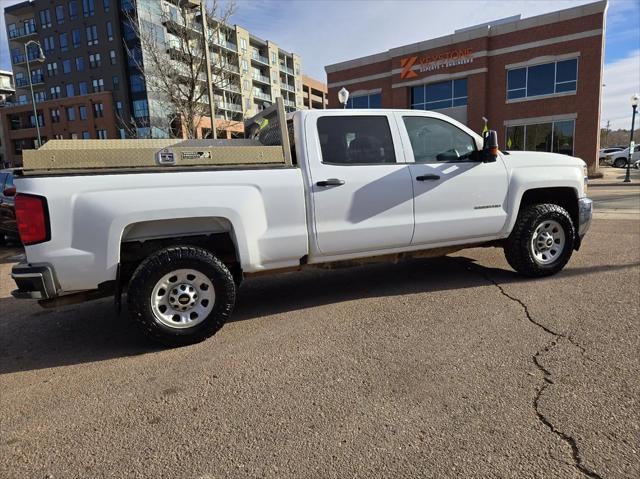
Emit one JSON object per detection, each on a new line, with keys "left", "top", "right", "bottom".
{"left": 1, "top": 255, "right": 637, "bottom": 375}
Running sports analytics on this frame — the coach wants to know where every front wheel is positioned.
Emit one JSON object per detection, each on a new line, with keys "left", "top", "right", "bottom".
{"left": 504, "top": 204, "right": 575, "bottom": 277}
{"left": 127, "top": 246, "right": 236, "bottom": 346}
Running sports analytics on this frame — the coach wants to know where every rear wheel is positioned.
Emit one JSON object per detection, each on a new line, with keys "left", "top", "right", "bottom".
{"left": 613, "top": 157, "right": 627, "bottom": 168}
{"left": 504, "top": 203, "right": 575, "bottom": 277}
{"left": 127, "top": 246, "right": 236, "bottom": 346}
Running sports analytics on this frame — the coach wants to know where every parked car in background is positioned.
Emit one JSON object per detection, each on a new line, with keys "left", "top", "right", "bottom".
{"left": 599, "top": 146, "right": 625, "bottom": 163}
{"left": 0, "top": 169, "right": 19, "bottom": 245}
{"left": 605, "top": 145, "right": 640, "bottom": 168}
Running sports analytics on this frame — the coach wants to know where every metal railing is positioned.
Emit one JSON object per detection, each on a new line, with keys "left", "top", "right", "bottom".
{"left": 251, "top": 52, "right": 269, "bottom": 65}
{"left": 8, "top": 23, "right": 37, "bottom": 39}
{"left": 252, "top": 73, "right": 270, "bottom": 84}
{"left": 279, "top": 64, "right": 294, "bottom": 75}
{"left": 281, "top": 83, "right": 295, "bottom": 93}
{"left": 253, "top": 91, "right": 271, "bottom": 101}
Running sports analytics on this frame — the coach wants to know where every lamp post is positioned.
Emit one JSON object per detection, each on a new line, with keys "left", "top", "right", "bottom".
{"left": 338, "top": 87, "right": 349, "bottom": 109}
{"left": 624, "top": 93, "right": 639, "bottom": 183}
{"left": 24, "top": 39, "right": 45, "bottom": 147}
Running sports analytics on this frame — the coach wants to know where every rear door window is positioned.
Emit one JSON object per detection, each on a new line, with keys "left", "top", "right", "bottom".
{"left": 317, "top": 116, "right": 396, "bottom": 165}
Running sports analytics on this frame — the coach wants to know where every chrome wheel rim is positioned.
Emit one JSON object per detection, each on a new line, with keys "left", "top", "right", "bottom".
{"left": 151, "top": 269, "right": 215, "bottom": 329}
{"left": 531, "top": 220, "right": 566, "bottom": 265}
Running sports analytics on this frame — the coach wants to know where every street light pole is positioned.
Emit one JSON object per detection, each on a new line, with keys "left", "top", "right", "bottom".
{"left": 624, "top": 93, "right": 639, "bottom": 183}
{"left": 24, "top": 40, "right": 45, "bottom": 147}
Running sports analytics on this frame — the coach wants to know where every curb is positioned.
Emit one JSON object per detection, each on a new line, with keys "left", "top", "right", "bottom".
{"left": 589, "top": 182, "right": 640, "bottom": 187}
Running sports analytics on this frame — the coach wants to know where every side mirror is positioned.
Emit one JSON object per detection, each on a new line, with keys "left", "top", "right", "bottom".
{"left": 3, "top": 186, "right": 16, "bottom": 197}
{"left": 482, "top": 130, "right": 498, "bottom": 163}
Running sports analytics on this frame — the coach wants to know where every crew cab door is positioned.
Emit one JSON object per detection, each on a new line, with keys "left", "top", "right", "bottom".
{"left": 396, "top": 113, "right": 509, "bottom": 245}
{"left": 304, "top": 112, "right": 414, "bottom": 256}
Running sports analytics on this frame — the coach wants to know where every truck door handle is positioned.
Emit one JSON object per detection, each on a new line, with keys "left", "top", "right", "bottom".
{"left": 316, "top": 178, "right": 345, "bottom": 187}
{"left": 416, "top": 174, "right": 440, "bottom": 181}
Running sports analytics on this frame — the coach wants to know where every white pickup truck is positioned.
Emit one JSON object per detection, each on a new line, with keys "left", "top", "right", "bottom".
{"left": 11, "top": 106, "right": 592, "bottom": 346}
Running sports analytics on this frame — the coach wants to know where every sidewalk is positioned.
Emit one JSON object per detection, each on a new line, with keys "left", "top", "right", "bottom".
{"left": 589, "top": 166, "right": 639, "bottom": 187}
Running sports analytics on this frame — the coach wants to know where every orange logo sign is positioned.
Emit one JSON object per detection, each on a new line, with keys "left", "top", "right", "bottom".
{"left": 400, "top": 48, "right": 474, "bottom": 79}
{"left": 400, "top": 56, "right": 418, "bottom": 79}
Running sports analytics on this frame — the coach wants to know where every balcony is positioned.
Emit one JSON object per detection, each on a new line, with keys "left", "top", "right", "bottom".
{"left": 252, "top": 73, "right": 270, "bottom": 85}
{"left": 216, "top": 101, "right": 242, "bottom": 113}
{"left": 15, "top": 75, "right": 45, "bottom": 88}
{"left": 283, "top": 99, "right": 296, "bottom": 108}
{"left": 218, "top": 82, "right": 240, "bottom": 94}
{"left": 280, "top": 83, "right": 295, "bottom": 93}
{"left": 11, "top": 51, "right": 42, "bottom": 66}
{"left": 251, "top": 52, "right": 269, "bottom": 65}
{"left": 253, "top": 91, "right": 271, "bottom": 102}
{"left": 212, "top": 39, "right": 237, "bottom": 52}
{"left": 8, "top": 23, "right": 37, "bottom": 40}
{"left": 279, "top": 64, "right": 294, "bottom": 76}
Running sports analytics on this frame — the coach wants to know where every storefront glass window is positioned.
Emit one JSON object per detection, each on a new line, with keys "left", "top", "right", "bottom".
{"left": 346, "top": 93, "right": 381, "bottom": 109}
{"left": 411, "top": 79, "right": 467, "bottom": 111}
{"left": 507, "top": 58, "right": 578, "bottom": 100}
{"left": 505, "top": 119, "right": 574, "bottom": 156}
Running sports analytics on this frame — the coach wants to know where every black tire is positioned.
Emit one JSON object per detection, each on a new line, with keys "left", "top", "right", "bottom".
{"left": 613, "top": 157, "right": 627, "bottom": 168}
{"left": 0, "top": 233, "right": 5, "bottom": 246}
{"left": 504, "top": 203, "right": 575, "bottom": 277}
{"left": 127, "top": 246, "right": 236, "bottom": 346}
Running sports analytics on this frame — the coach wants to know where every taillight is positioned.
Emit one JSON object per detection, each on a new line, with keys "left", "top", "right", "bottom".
{"left": 15, "top": 194, "right": 50, "bottom": 245}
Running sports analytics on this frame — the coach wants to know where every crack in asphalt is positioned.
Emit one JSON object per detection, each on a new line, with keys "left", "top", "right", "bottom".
{"left": 460, "top": 261, "right": 602, "bottom": 479}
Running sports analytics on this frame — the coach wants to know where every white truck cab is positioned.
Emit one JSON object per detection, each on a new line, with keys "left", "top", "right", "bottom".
{"left": 11, "top": 104, "right": 592, "bottom": 346}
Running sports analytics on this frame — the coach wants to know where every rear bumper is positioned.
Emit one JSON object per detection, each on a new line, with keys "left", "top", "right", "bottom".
{"left": 11, "top": 263, "right": 58, "bottom": 299}
{"left": 578, "top": 197, "right": 593, "bottom": 239}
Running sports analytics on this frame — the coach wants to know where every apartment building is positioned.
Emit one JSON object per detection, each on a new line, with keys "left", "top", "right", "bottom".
{"left": 302, "top": 75, "right": 328, "bottom": 109}
{"left": 1, "top": 0, "right": 304, "bottom": 166}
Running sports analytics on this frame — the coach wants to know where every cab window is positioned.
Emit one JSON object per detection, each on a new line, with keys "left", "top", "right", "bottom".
{"left": 317, "top": 116, "right": 396, "bottom": 165}
{"left": 403, "top": 116, "right": 476, "bottom": 162}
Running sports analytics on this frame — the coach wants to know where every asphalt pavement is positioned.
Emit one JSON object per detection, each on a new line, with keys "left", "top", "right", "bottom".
{"left": 0, "top": 183, "right": 638, "bottom": 479}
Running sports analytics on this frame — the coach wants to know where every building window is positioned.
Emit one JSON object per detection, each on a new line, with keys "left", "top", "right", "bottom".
{"left": 317, "top": 116, "right": 396, "bottom": 164}
{"left": 39, "top": 9, "right": 52, "bottom": 28}
{"left": 83, "top": 0, "right": 95, "bottom": 17}
{"left": 67, "top": 107, "right": 76, "bottom": 121}
{"left": 106, "top": 21, "right": 113, "bottom": 41}
{"left": 109, "top": 50, "right": 116, "bottom": 65}
{"left": 507, "top": 58, "right": 578, "bottom": 101}
{"left": 129, "top": 74, "right": 144, "bottom": 93}
{"left": 59, "top": 33, "right": 69, "bottom": 52}
{"left": 79, "top": 81, "right": 88, "bottom": 95}
{"left": 92, "top": 78, "right": 104, "bottom": 92}
{"left": 411, "top": 79, "right": 467, "bottom": 111}
{"left": 241, "top": 60, "right": 248, "bottom": 72}
{"left": 43, "top": 36, "right": 55, "bottom": 54}
{"left": 240, "top": 38, "right": 247, "bottom": 53}
{"left": 133, "top": 99, "right": 149, "bottom": 118}
{"left": 116, "top": 101, "right": 123, "bottom": 113}
{"left": 82, "top": 131, "right": 91, "bottom": 139}
{"left": 112, "top": 75, "right": 119, "bottom": 90}
{"left": 66, "top": 83, "right": 75, "bottom": 97}
{"left": 68, "top": 1, "right": 79, "bottom": 20}
{"left": 89, "top": 53, "right": 101, "bottom": 68}
{"left": 97, "top": 129, "right": 107, "bottom": 139}
{"left": 50, "top": 85, "right": 62, "bottom": 99}
{"left": 55, "top": 134, "right": 64, "bottom": 139}
{"left": 505, "top": 119, "right": 575, "bottom": 156}
{"left": 86, "top": 25, "right": 98, "bottom": 46}
{"left": 79, "top": 105, "right": 88, "bottom": 120}
{"left": 93, "top": 102, "right": 104, "bottom": 117}
{"left": 63, "top": 59, "right": 71, "bottom": 74}
{"left": 35, "top": 91, "right": 47, "bottom": 103}
{"left": 119, "top": 128, "right": 126, "bottom": 139}
{"left": 76, "top": 56, "right": 85, "bottom": 71}
{"left": 71, "top": 132, "right": 78, "bottom": 139}
{"left": 72, "top": 28, "right": 81, "bottom": 48}
{"left": 346, "top": 93, "right": 382, "bottom": 109}
{"left": 103, "top": 0, "right": 110, "bottom": 12}
{"left": 47, "top": 62, "right": 58, "bottom": 77}
{"left": 51, "top": 108, "right": 61, "bottom": 123}
{"left": 55, "top": 5, "right": 65, "bottom": 24}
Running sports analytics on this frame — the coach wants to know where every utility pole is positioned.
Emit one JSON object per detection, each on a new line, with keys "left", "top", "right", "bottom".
{"left": 604, "top": 120, "right": 610, "bottom": 146}
{"left": 200, "top": 0, "right": 217, "bottom": 139}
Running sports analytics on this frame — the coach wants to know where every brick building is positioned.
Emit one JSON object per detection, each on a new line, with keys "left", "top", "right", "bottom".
{"left": 325, "top": 1, "right": 607, "bottom": 174}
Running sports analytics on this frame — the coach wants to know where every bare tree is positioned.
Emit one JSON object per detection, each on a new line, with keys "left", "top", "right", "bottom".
{"left": 123, "top": 0, "right": 242, "bottom": 139}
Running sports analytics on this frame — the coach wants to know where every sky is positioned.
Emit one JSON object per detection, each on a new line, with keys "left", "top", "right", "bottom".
{"left": 1, "top": 0, "right": 639, "bottom": 129}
